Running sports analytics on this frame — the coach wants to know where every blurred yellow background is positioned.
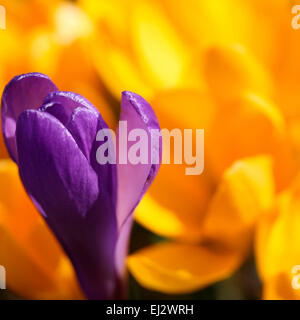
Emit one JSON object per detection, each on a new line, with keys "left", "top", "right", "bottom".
{"left": 0, "top": 0, "right": 299, "bottom": 300}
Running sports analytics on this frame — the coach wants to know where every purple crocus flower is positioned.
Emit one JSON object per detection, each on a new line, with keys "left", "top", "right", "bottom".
{"left": 1, "top": 73, "right": 161, "bottom": 299}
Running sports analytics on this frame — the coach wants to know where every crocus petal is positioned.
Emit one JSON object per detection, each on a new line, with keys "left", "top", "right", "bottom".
{"left": 276, "top": 16, "right": 300, "bottom": 119}
{"left": 1, "top": 73, "right": 58, "bottom": 162}
{"left": 289, "top": 119, "right": 300, "bottom": 171}
{"left": 204, "top": 45, "right": 273, "bottom": 102}
{"left": 203, "top": 156, "right": 275, "bottom": 248}
{"left": 256, "top": 174, "right": 300, "bottom": 300}
{"left": 92, "top": 42, "right": 154, "bottom": 100}
{"left": 16, "top": 110, "right": 99, "bottom": 218}
{"left": 116, "top": 91, "right": 161, "bottom": 229}
{"left": 39, "top": 101, "right": 70, "bottom": 125}
{"left": 160, "top": 0, "right": 284, "bottom": 67}
{"left": 128, "top": 242, "right": 243, "bottom": 294}
{"left": 66, "top": 107, "right": 99, "bottom": 161}
{"left": 16, "top": 109, "right": 118, "bottom": 299}
{"left": 42, "top": 91, "right": 99, "bottom": 116}
{"left": 1, "top": 71, "right": 161, "bottom": 299}
{"left": 41, "top": 91, "right": 102, "bottom": 160}
{"left": 207, "top": 92, "right": 294, "bottom": 191}
{"left": 131, "top": 1, "right": 191, "bottom": 89}
{"left": 135, "top": 194, "right": 203, "bottom": 242}
{"left": 114, "top": 91, "right": 161, "bottom": 284}
{"left": 81, "top": 0, "right": 154, "bottom": 100}
{"left": 114, "top": 216, "right": 133, "bottom": 297}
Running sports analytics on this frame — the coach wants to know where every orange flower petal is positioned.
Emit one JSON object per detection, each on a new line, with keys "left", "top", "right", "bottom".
{"left": 256, "top": 174, "right": 300, "bottom": 299}
{"left": 207, "top": 92, "right": 294, "bottom": 190}
{"left": 203, "top": 156, "right": 275, "bottom": 249}
{"left": 204, "top": 45, "right": 273, "bottom": 102}
{"left": 128, "top": 242, "right": 244, "bottom": 294}
{"left": 0, "top": 160, "right": 83, "bottom": 299}
{"left": 136, "top": 90, "right": 215, "bottom": 241}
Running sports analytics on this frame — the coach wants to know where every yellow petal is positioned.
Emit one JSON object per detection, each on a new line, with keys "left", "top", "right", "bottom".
{"left": 53, "top": 2, "right": 93, "bottom": 46}
{"left": 130, "top": 1, "right": 193, "bottom": 90}
{"left": 82, "top": 0, "right": 201, "bottom": 99}
{"left": 256, "top": 178, "right": 300, "bottom": 280}
{"left": 128, "top": 242, "right": 244, "bottom": 294}
{"left": 80, "top": 0, "right": 154, "bottom": 99}
{"left": 135, "top": 194, "right": 203, "bottom": 242}
{"left": 160, "top": 0, "right": 286, "bottom": 67}
{"left": 0, "top": 160, "right": 83, "bottom": 299}
{"left": 28, "top": 27, "right": 116, "bottom": 128}
{"left": 256, "top": 174, "right": 300, "bottom": 299}
{"left": 92, "top": 42, "right": 154, "bottom": 100}
{"left": 79, "top": 0, "right": 130, "bottom": 45}
{"left": 151, "top": 89, "right": 214, "bottom": 129}
{"left": 274, "top": 3, "right": 300, "bottom": 119}
{"left": 207, "top": 92, "right": 294, "bottom": 190}
{"left": 203, "top": 156, "right": 275, "bottom": 248}
{"left": 0, "top": 224, "right": 82, "bottom": 299}
{"left": 160, "top": 0, "right": 250, "bottom": 50}
{"left": 1, "top": 0, "right": 59, "bottom": 30}
{"left": 135, "top": 90, "right": 215, "bottom": 241}
{"left": 262, "top": 273, "right": 300, "bottom": 300}
{"left": 288, "top": 119, "right": 300, "bottom": 172}
{"left": 204, "top": 45, "right": 273, "bottom": 102}
{"left": 0, "top": 25, "right": 30, "bottom": 91}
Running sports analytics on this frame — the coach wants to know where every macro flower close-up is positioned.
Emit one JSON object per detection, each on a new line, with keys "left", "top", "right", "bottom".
{"left": 0, "top": 0, "right": 299, "bottom": 305}
{"left": 1, "top": 72, "right": 161, "bottom": 299}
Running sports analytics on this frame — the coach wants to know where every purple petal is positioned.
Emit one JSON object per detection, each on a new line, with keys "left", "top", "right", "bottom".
{"left": 89, "top": 116, "right": 118, "bottom": 223}
{"left": 16, "top": 110, "right": 99, "bottom": 218}
{"left": 114, "top": 92, "right": 161, "bottom": 284}
{"left": 115, "top": 216, "right": 134, "bottom": 287}
{"left": 66, "top": 107, "right": 100, "bottom": 161}
{"left": 40, "top": 91, "right": 102, "bottom": 160}
{"left": 16, "top": 110, "right": 118, "bottom": 299}
{"left": 43, "top": 91, "right": 99, "bottom": 118}
{"left": 116, "top": 91, "right": 162, "bottom": 230}
{"left": 1, "top": 73, "right": 57, "bottom": 162}
{"left": 39, "top": 101, "right": 70, "bottom": 125}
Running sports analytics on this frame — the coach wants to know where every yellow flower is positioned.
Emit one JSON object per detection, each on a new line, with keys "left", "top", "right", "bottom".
{"left": 79, "top": 0, "right": 299, "bottom": 295}
{"left": 79, "top": 0, "right": 288, "bottom": 100}
{"left": 128, "top": 47, "right": 294, "bottom": 292}
{"left": 129, "top": 155, "right": 276, "bottom": 293}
